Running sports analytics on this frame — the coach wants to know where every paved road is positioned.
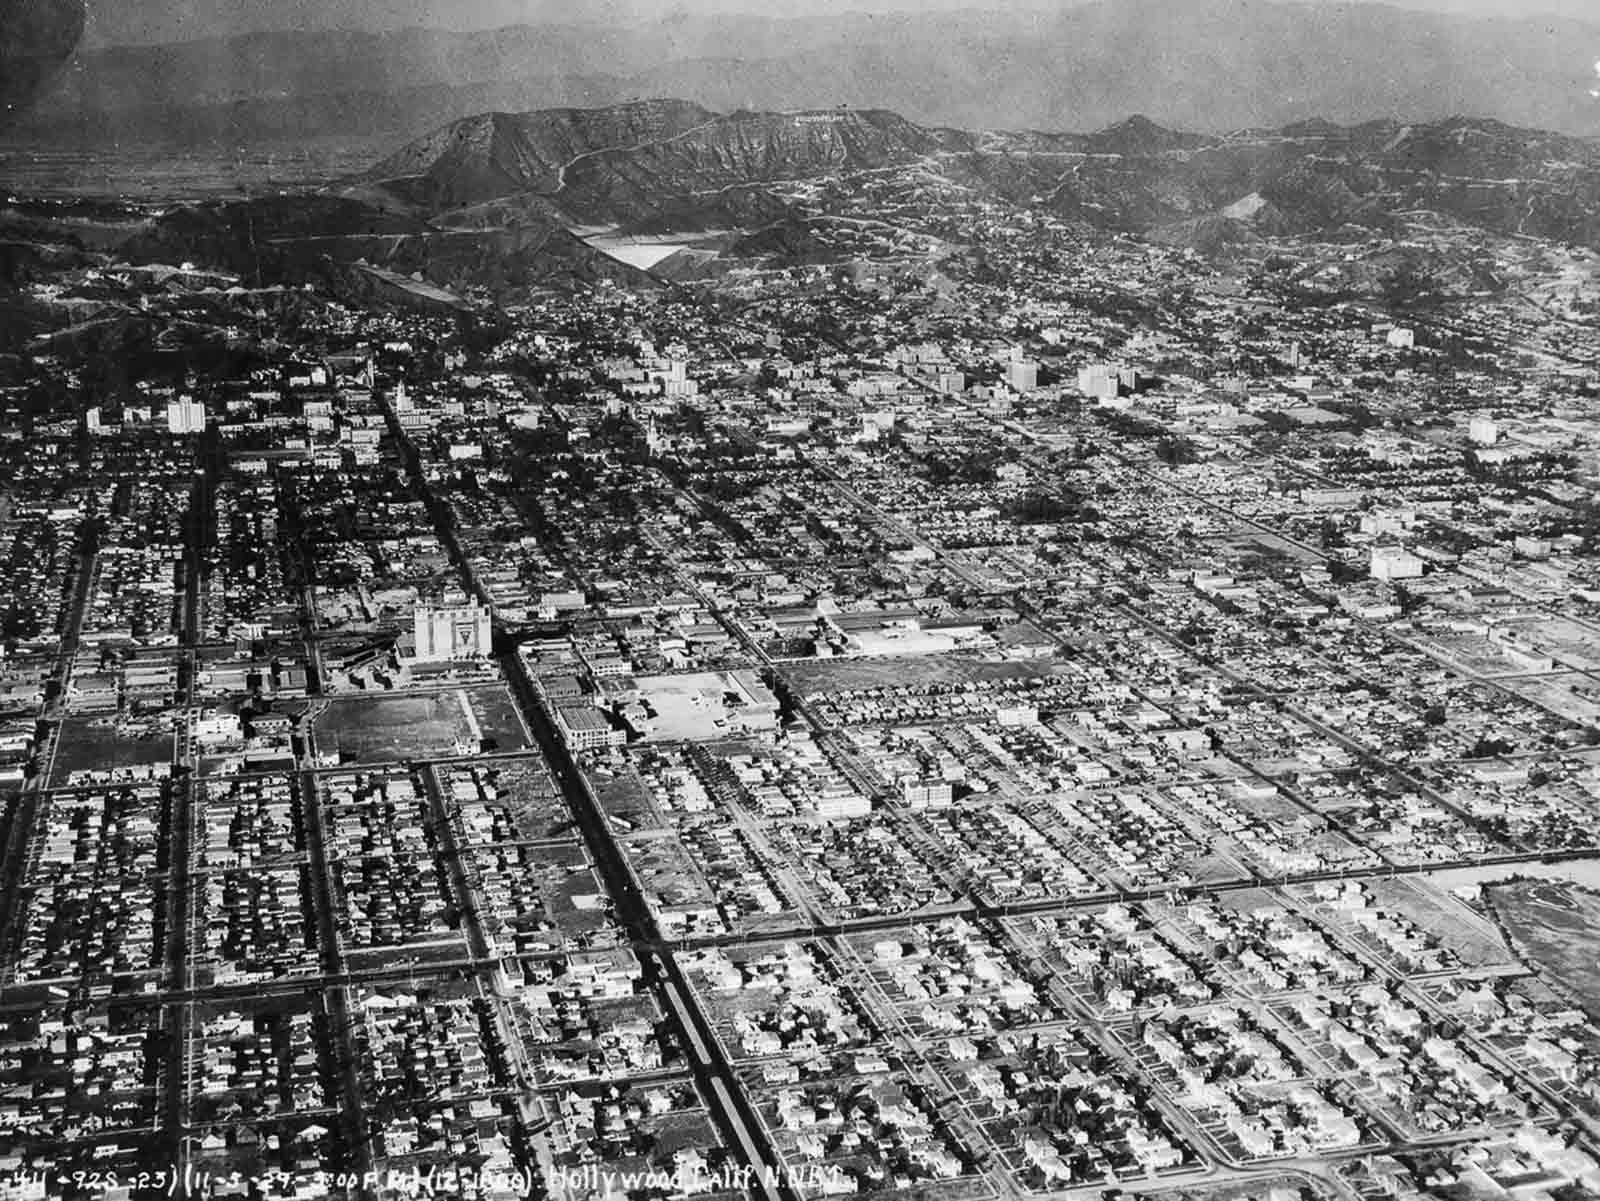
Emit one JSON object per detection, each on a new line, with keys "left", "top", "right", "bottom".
{"left": 378, "top": 383, "right": 793, "bottom": 1200}
{"left": 501, "top": 649, "right": 789, "bottom": 1201}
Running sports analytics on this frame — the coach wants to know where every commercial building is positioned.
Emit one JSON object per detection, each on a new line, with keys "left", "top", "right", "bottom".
{"left": 556, "top": 704, "right": 625, "bottom": 752}
{"left": 901, "top": 777, "right": 956, "bottom": 809}
{"left": 1007, "top": 359, "right": 1039, "bottom": 393}
{"left": 411, "top": 601, "right": 493, "bottom": 662}
{"left": 1370, "top": 545, "right": 1426, "bottom": 582}
{"left": 166, "top": 396, "right": 206, "bottom": 435}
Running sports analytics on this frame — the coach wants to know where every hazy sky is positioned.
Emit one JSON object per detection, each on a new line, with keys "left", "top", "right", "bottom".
{"left": 82, "top": 0, "right": 1600, "bottom": 46}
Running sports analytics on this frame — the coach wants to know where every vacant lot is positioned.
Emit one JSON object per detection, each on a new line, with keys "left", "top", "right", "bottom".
{"left": 1487, "top": 880, "right": 1600, "bottom": 1016}
{"left": 464, "top": 684, "right": 531, "bottom": 752}
{"left": 316, "top": 692, "right": 478, "bottom": 764}
{"left": 51, "top": 717, "right": 172, "bottom": 785}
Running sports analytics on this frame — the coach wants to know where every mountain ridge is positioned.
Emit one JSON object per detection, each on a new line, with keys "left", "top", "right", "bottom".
{"left": 24, "top": 99, "right": 1600, "bottom": 310}
{"left": 15, "top": 0, "right": 1600, "bottom": 145}
{"left": 358, "top": 100, "right": 1600, "bottom": 225}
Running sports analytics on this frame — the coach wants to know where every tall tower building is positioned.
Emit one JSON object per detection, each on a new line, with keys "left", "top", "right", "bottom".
{"left": 411, "top": 601, "right": 493, "bottom": 662}
{"left": 166, "top": 396, "right": 205, "bottom": 435}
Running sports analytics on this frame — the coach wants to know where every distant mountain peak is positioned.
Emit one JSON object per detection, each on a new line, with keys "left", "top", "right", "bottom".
{"left": 359, "top": 99, "right": 964, "bottom": 218}
{"left": 1087, "top": 114, "right": 1208, "bottom": 154}
{"left": 1105, "top": 114, "right": 1164, "bottom": 133}
{"left": 361, "top": 98, "right": 724, "bottom": 209}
